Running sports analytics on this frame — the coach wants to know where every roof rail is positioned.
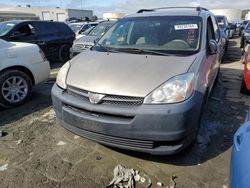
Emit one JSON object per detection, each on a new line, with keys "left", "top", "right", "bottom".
{"left": 137, "top": 7, "right": 209, "bottom": 13}
{"left": 196, "top": 7, "right": 209, "bottom": 11}
{"left": 137, "top": 9, "right": 154, "bottom": 13}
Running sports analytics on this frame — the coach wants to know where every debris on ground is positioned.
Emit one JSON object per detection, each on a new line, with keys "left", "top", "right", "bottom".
{"left": 156, "top": 182, "right": 163, "bottom": 186}
{"left": 0, "top": 130, "right": 2, "bottom": 138}
{"left": 57, "top": 141, "right": 67, "bottom": 146}
{"left": 166, "top": 176, "right": 177, "bottom": 188}
{"left": 14, "top": 139, "right": 22, "bottom": 145}
{"left": 96, "top": 155, "right": 102, "bottom": 160}
{"left": 106, "top": 165, "right": 137, "bottom": 188}
{"left": 106, "top": 165, "right": 152, "bottom": 188}
{"left": 74, "top": 135, "right": 80, "bottom": 139}
{"left": 138, "top": 173, "right": 152, "bottom": 187}
{"left": 0, "top": 164, "right": 8, "bottom": 171}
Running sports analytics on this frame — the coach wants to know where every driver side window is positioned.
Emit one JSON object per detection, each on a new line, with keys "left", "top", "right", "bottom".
{"left": 207, "top": 17, "right": 216, "bottom": 42}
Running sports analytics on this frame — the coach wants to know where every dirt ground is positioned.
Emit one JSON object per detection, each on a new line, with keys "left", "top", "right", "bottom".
{"left": 0, "top": 38, "right": 249, "bottom": 188}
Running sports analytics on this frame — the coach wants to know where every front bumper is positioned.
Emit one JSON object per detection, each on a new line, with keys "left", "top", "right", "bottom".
{"left": 30, "top": 60, "right": 50, "bottom": 85}
{"left": 52, "top": 84, "right": 204, "bottom": 155}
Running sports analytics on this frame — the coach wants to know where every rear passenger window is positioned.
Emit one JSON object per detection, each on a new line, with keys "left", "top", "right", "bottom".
{"left": 15, "top": 24, "right": 36, "bottom": 36}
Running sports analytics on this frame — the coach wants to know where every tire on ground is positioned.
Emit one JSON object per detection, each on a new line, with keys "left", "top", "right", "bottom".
{"left": 0, "top": 70, "right": 32, "bottom": 108}
{"left": 58, "top": 44, "right": 71, "bottom": 63}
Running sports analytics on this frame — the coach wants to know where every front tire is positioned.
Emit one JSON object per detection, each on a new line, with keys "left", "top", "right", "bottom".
{"left": 59, "top": 44, "right": 71, "bottom": 63}
{"left": 0, "top": 70, "right": 32, "bottom": 108}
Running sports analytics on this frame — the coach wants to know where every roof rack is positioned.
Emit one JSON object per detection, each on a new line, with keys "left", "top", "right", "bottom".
{"left": 137, "top": 7, "right": 209, "bottom": 13}
{"left": 137, "top": 9, "right": 154, "bottom": 13}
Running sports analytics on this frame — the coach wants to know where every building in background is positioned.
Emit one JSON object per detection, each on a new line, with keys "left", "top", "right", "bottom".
{"left": 0, "top": 6, "right": 93, "bottom": 22}
{"left": 103, "top": 12, "right": 126, "bottom": 20}
{"left": 210, "top": 9, "right": 242, "bottom": 22}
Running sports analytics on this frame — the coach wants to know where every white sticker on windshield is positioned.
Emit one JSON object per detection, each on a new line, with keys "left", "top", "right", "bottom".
{"left": 174, "top": 24, "right": 198, "bottom": 30}
{"left": 6, "top": 23, "right": 15, "bottom": 26}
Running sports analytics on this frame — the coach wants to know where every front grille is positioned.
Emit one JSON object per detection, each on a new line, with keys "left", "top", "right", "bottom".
{"left": 63, "top": 123, "right": 154, "bottom": 149}
{"left": 81, "top": 130, "right": 155, "bottom": 149}
{"left": 65, "top": 104, "right": 134, "bottom": 121}
{"left": 67, "top": 86, "right": 144, "bottom": 106}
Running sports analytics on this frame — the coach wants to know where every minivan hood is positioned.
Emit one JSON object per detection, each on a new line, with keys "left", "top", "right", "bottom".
{"left": 67, "top": 50, "right": 197, "bottom": 97}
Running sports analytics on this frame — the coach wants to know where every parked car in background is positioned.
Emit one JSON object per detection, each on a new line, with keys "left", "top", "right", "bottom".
{"left": 228, "top": 22, "right": 237, "bottom": 38}
{"left": 241, "top": 44, "right": 250, "bottom": 94}
{"left": 68, "top": 22, "right": 98, "bottom": 36}
{"left": 240, "top": 22, "right": 250, "bottom": 48}
{"left": 79, "top": 25, "right": 96, "bottom": 36}
{"left": 239, "top": 20, "right": 249, "bottom": 36}
{"left": 0, "top": 20, "right": 75, "bottom": 62}
{"left": 65, "top": 17, "right": 82, "bottom": 23}
{"left": 219, "top": 28, "right": 227, "bottom": 60}
{"left": 77, "top": 22, "right": 99, "bottom": 36}
{"left": 0, "top": 39, "right": 50, "bottom": 107}
{"left": 70, "top": 20, "right": 116, "bottom": 57}
{"left": 68, "top": 22, "right": 87, "bottom": 33}
{"left": 230, "top": 109, "right": 250, "bottom": 188}
{"left": 53, "top": 7, "right": 222, "bottom": 155}
{"left": 216, "top": 15, "right": 229, "bottom": 50}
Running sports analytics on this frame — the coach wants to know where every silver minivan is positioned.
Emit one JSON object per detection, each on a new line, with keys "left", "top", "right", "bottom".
{"left": 52, "top": 7, "right": 222, "bottom": 155}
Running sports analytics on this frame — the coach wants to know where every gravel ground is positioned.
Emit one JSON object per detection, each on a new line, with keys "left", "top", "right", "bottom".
{"left": 0, "top": 38, "right": 249, "bottom": 188}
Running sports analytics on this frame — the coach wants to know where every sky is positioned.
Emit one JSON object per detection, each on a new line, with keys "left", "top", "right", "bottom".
{"left": 0, "top": 0, "right": 249, "bottom": 17}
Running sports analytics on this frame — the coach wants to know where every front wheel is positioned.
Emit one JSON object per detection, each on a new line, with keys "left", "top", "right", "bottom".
{"left": 0, "top": 70, "right": 32, "bottom": 107}
{"left": 58, "top": 44, "right": 71, "bottom": 63}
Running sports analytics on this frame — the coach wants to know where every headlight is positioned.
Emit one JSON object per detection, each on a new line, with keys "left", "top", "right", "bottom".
{"left": 144, "top": 73, "right": 195, "bottom": 104}
{"left": 56, "top": 61, "right": 70, "bottom": 89}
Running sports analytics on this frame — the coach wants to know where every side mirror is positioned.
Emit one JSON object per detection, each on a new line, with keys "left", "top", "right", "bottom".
{"left": 208, "top": 40, "right": 218, "bottom": 55}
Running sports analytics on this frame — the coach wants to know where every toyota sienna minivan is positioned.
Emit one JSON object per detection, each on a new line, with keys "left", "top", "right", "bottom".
{"left": 52, "top": 7, "right": 222, "bottom": 155}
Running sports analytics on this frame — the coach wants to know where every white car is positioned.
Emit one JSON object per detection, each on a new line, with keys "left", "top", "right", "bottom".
{"left": 0, "top": 39, "right": 50, "bottom": 107}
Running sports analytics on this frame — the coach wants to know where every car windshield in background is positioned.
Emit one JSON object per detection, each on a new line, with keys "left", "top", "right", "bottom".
{"left": 69, "top": 24, "right": 82, "bottom": 33}
{"left": 96, "top": 16, "right": 202, "bottom": 55}
{"left": 216, "top": 17, "right": 226, "bottom": 28}
{"left": 89, "top": 22, "right": 114, "bottom": 37}
{"left": 243, "top": 20, "right": 249, "bottom": 26}
{"left": 83, "top": 26, "right": 95, "bottom": 35}
{"left": 0, "top": 22, "right": 16, "bottom": 36}
{"left": 245, "top": 22, "right": 250, "bottom": 32}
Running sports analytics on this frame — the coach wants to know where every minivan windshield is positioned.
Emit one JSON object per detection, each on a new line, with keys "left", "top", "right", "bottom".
{"left": 0, "top": 22, "right": 16, "bottom": 36}
{"left": 96, "top": 16, "right": 202, "bottom": 55}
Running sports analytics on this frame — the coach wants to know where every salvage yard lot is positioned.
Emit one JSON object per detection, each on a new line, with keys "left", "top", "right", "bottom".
{"left": 0, "top": 38, "right": 249, "bottom": 188}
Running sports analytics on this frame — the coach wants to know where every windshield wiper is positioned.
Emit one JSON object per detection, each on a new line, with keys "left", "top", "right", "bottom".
{"left": 94, "top": 43, "right": 120, "bottom": 53}
{"left": 117, "top": 48, "right": 174, "bottom": 56}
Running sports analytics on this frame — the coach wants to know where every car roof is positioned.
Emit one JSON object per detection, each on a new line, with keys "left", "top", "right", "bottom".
{"left": 125, "top": 7, "right": 210, "bottom": 18}
{"left": 1, "top": 20, "right": 67, "bottom": 25}
{"left": 69, "top": 22, "right": 88, "bottom": 25}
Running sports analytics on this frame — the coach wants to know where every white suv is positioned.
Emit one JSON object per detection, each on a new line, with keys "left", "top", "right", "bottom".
{"left": 0, "top": 39, "right": 50, "bottom": 107}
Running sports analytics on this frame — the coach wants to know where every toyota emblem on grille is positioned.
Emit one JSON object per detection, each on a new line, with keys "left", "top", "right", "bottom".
{"left": 88, "top": 92, "right": 105, "bottom": 104}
